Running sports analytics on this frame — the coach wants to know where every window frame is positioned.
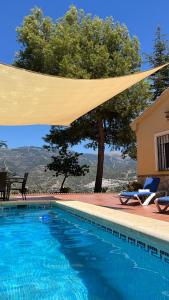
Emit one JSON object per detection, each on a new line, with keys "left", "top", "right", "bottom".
{"left": 154, "top": 130, "right": 169, "bottom": 171}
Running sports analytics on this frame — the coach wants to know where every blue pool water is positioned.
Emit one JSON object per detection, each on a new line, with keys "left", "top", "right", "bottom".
{"left": 0, "top": 206, "right": 169, "bottom": 300}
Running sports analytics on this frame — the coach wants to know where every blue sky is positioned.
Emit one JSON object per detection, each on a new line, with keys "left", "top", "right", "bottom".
{"left": 0, "top": 0, "right": 169, "bottom": 151}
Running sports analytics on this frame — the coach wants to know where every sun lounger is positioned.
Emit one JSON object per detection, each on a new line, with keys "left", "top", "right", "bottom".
{"left": 155, "top": 197, "right": 169, "bottom": 213}
{"left": 119, "top": 177, "right": 160, "bottom": 206}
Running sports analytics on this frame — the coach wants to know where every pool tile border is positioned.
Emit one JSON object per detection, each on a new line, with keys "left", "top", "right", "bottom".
{"left": 54, "top": 201, "right": 169, "bottom": 265}
{"left": 64, "top": 208, "right": 169, "bottom": 264}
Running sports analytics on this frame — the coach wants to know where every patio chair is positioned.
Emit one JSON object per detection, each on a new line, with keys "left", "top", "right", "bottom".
{"left": 119, "top": 177, "right": 160, "bottom": 206}
{"left": 0, "top": 172, "right": 11, "bottom": 201}
{"left": 154, "top": 197, "right": 169, "bottom": 213}
{"left": 11, "top": 172, "right": 28, "bottom": 200}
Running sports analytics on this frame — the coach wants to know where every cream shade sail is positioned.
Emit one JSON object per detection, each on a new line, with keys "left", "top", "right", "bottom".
{"left": 0, "top": 63, "right": 168, "bottom": 126}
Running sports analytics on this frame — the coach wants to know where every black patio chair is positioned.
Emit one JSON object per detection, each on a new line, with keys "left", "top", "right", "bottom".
{"left": 0, "top": 172, "right": 11, "bottom": 201}
{"left": 11, "top": 172, "right": 29, "bottom": 200}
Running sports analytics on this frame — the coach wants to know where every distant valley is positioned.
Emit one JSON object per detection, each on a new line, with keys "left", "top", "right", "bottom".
{"left": 0, "top": 147, "right": 136, "bottom": 193}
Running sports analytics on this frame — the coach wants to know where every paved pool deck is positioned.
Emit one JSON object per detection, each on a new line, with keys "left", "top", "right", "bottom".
{"left": 6, "top": 192, "right": 169, "bottom": 223}
{"left": 53, "top": 193, "right": 169, "bottom": 223}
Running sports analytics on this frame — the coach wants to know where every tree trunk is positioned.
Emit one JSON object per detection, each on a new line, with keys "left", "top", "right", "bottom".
{"left": 94, "top": 119, "right": 105, "bottom": 193}
{"left": 60, "top": 175, "right": 67, "bottom": 192}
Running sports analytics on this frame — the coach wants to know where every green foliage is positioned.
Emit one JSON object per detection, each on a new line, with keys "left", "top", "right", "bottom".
{"left": 147, "top": 26, "right": 169, "bottom": 100}
{"left": 15, "top": 6, "right": 143, "bottom": 79}
{"left": 15, "top": 7, "right": 54, "bottom": 72}
{"left": 46, "top": 146, "right": 89, "bottom": 192}
{"left": 0, "top": 141, "right": 7, "bottom": 149}
{"left": 15, "top": 6, "right": 151, "bottom": 190}
{"left": 59, "top": 187, "right": 72, "bottom": 193}
{"left": 101, "top": 187, "right": 108, "bottom": 193}
{"left": 126, "top": 180, "right": 143, "bottom": 192}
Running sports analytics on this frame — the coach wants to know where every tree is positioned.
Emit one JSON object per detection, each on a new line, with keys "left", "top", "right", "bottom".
{"left": 0, "top": 140, "right": 8, "bottom": 171}
{"left": 46, "top": 147, "right": 89, "bottom": 192}
{"left": 15, "top": 6, "right": 150, "bottom": 192}
{"left": 0, "top": 141, "right": 7, "bottom": 149}
{"left": 147, "top": 26, "right": 169, "bottom": 100}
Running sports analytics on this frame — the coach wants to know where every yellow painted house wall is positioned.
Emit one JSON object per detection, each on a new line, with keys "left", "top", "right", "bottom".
{"left": 131, "top": 88, "right": 169, "bottom": 177}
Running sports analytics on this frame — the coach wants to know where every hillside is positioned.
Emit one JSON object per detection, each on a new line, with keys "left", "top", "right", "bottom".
{"left": 0, "top": 147, "right": 136, "bottom": 192}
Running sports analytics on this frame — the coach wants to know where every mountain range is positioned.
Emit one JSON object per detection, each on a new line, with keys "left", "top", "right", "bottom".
{"left": 0, "top": 147, "right": 136, "bottom": 193}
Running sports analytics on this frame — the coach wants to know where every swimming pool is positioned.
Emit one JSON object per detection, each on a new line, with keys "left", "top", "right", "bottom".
{"left": 0, "top": 204, "right": 169, "bottom": 299}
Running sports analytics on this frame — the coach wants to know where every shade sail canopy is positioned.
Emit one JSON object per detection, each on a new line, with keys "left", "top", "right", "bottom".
{"left": 0, "top": 63, "right": 168, "bottom": 126}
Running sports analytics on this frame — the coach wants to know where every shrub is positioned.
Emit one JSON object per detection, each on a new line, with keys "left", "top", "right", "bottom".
{"left": 60, "top": 187, "right": 71, "bottom": 193}
{"left": 127, "top": 180, "right": 143, "bottom": 192}
{"left": 102, "top": 187, "right": 108, "bottom": 193}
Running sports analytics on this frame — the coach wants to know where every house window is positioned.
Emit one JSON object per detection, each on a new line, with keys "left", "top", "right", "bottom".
{"left": 157, "top": 133, "right": 169, "bottom": 170}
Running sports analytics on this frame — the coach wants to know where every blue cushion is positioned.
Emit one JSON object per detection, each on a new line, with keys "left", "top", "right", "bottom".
{"left": 157, "top": 197, "right": 169, "bottom": 204}
{"left": 120, "top": 191, "right": 152, "bottom": 198}
{"left": 143, "top": 177, "right": 160, "bottom": 192}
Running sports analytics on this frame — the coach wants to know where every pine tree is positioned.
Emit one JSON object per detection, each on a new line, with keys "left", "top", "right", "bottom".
{"left": 147, "top": 26, "right": 169, "bottom": 100}
{"left": 15, "top": 6, "right": 150, "bottom": 192}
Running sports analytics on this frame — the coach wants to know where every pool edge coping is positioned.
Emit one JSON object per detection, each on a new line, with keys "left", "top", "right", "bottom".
{"left": 54, "top": 200, "right": 169, "bottom": 245}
